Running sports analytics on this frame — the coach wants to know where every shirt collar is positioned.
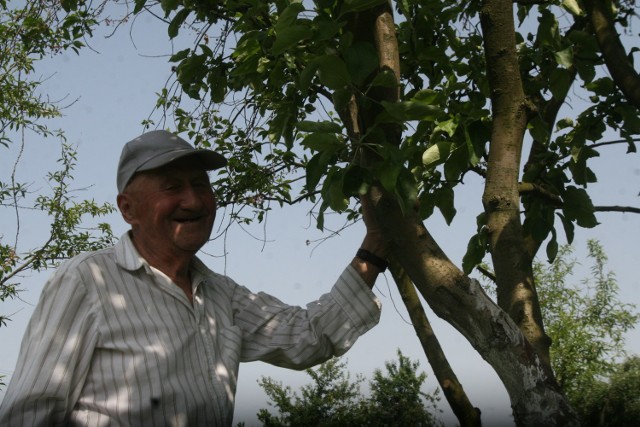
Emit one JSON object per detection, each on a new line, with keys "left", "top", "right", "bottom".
{"left": 114, "top": 231, "right": 148, "bottom": 271}
{"left": 114, "top": 231, "right": 210, "bottom": 285}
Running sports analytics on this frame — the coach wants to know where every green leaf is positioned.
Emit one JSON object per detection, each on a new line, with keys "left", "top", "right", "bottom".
{"left": 396, "top": 168, "right": 418, "bottom": 214}
{"left": 370, "top": 69, "right": 399, "bottom": 88}
{"left": 305, "top": 153, "right": 329, "bottom": 190}
{"left": 160, "top": 0, "right": 179, "bottom": 16}
{"left": 562, "top": 0, "right": 584, "bottom": 16}
{"left": 569, "top": 145, "right": 599, "bottom": 185}
{"left": 60, "top": 0, "right": 78, "bottom": 12}
{"left": 546, "top": 233, "right": 559, "bottom": 263}
{"left": 562, "top": 186, "right": 598, "bottom": 228}
{"left": 586, "top": 77, "right": 615, "bottom": 96}
{"left": 554, "top": 47, "right": 573, "bottom": 68}
{"left": 443, "top": 142, "right": 468, "bottom": 182}
{"left": 207, "top": 66, "right": 227, "bottom": 103}
{"left": 332, "top": 87, "right": 353, "bottom": 112}
{"left": 529, "top": 116, "right": 550, "bottom": 143}
{"left": 462, "top": 233, "right": 485, "bottom": 274}
{"left": 556, "top": 117, "right": 574, "bottom": 130}
{"left": 340, "top": 0, "right": 387, "bottom": 15}
{"left": 378, "top": 162, "right": 401, "bottom": 193}
{"left": 537, "top": 9, "right": 560, "bottom": 47}
{"left": 343, "top": 165, "right": 367, "bottom": 196}
{"left": 549, "top": 67, "right": 571, "bottom": 99}
{"left": 296, "top": 121, "right": 343, "bottom": 133}
{"left": 317, "top": 55, "right": 351, "bottom": 90}
{"left": 464, "top": 126, "right": 481, "bottom": 167}
{"left": 313, "top": 19, "right": 343, "bottom": 42}
{"left": 422, "top": 141, "right": 451, "bottom": 167}
{"left": 344, "top": 42, "right": 378, "bottom": 86}
{"left": 412, "top": 89, "right": 441, "bottom": 104}
{"left": 133, "top": 0, "right": 148, "bottom": 14}
{"left": 316, "top": 200, "right": 329, "bottom": 230}
{"left": 273, "top": 25, "right": 313, "bottom": 55}
{"left": 378, "top": 100, "right": 440, "bottom": 123}
{"left": 435, "top": 185, "right": 456, "bottom": 225}
{"left": 168, "top": 9, "right": 190, "bottom": 39}
{"left": 324, "top": 170, "right": 349, "bottom": 212}
{"left": 299, "top": 60, "right": 321, "bottom": 92}
{"left": 170, "top": 48, "right": 191, "bottom": 63}
{"left": 301, "top": 133, "right": 342, "bottom": 152}
{"left": 276, "top": 2, "right": 305, "bottom": 30}
{"left": 433, "top": 118, "right": 457, "bottom": 138}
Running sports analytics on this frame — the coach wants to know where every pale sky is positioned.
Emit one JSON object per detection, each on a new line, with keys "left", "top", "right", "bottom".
{"left": 1, "top": 8, "right": 638, "bottom": 426}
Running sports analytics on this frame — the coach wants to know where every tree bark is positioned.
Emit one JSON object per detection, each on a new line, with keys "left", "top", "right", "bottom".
{"left": 390, "top": 259, "right": 482, "bottom": 427}
{"left": 377, "top": 199, "right": 578, "bottom": 426}
{"left": 479, "top": 0, "right": 552, "bottom": 369}
{"left": 583, "top": 0, "right": 640, "bottom": 108}
{"left": 342, "top": 2, "right": 579, "bottom": 425}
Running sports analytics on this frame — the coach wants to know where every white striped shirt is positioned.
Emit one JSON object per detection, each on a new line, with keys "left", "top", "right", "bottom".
{"left": 0, "top": 232, "right": 381, "bottom": 426}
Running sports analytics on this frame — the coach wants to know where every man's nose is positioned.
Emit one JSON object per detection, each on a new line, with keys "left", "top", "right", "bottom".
{"left": 179, "top": 185, "right": 204, "bottom": 208}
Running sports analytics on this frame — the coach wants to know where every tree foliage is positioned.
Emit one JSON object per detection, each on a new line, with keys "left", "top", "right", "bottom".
{"left": 0, "top": 1, "right": 115, "bottom": 325}
{"left": 256, "top": 350, "right": 442, "bottom": 426}
{"left": 367, "top": 349, "right": 442, "bottom": 426}
{"left": 535, "top": 240, "right": 639, "bottom": 423}
{"left": 578, "top": 356, "right": 640, "bottom": 427}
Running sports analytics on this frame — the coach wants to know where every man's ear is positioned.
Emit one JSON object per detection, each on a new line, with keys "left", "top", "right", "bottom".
{"left": 117, "top": 193, "right": 135, "bottom": 225}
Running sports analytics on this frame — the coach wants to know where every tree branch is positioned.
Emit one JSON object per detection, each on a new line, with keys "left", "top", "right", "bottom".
{"left": 389, "top": 258, "right": 482, "bottom": 427}
{"left": 583, "top": 0, "right": 640, "bottom": 108}
{"left": 594, "top": 205, "right": 640, "bottom": 214}
{"left": 519, "top": 182, "right": 563, "bottom": 206}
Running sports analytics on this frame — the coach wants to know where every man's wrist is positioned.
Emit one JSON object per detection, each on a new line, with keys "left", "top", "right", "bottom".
{"left": 355, "top": 248, "right": 388, "bottom": 272}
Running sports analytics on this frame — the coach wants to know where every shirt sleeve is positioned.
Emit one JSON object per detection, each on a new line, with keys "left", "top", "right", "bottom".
{"left": 233, "top": 265, "right": 381, "bottom": 369}
{"left": 0, "top": 260, "right": 99, "bottom": 427}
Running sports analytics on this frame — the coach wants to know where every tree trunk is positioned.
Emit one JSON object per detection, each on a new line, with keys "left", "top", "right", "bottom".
{"left": 479, "top": 0, "right": 552, "bottom": 369}
{"left": 378, "top": 201, "right": 578, "bottom": 426}
{"left": 341, "top": 2, "right": 580, "bottom": 425}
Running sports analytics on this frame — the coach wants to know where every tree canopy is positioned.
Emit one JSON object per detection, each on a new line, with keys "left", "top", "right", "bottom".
{"left": 256, "top": 350, "right": 442, "bottom": 426}
{"left": 534, "top": 240, "right": 639, "bottom": 425}
{"left": 0, "top": 0, "right": 114, "bottom": 325}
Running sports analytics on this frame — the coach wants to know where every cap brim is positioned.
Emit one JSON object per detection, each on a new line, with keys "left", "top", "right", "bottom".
{"left": 138, "top": 148, "right": 227, "bottom": 173}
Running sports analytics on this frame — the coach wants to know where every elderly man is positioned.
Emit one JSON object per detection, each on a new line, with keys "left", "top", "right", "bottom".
{"left": 0, "top": 130, "right": 387, "bottom": 426}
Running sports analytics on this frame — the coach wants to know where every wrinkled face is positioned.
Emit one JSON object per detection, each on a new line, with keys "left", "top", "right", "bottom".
{"left": 117, "top": 158, "right": 217, "bottom": 257}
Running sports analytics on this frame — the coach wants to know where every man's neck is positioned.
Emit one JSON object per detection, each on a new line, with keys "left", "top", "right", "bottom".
{"left": 130, "top": 234, "right": 195, "bottom": 301}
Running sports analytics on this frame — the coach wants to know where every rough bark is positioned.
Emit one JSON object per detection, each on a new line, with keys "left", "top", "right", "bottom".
{"left": 583, "top": 0, "right": 640, "bottom": 108}
{"left": 390, "top": 259, "right": 482, "bottom": 427}
{"left": 377, "top": 200, "right": 578, "bottom": 426}
{"left": 479, "top": 0, "right": 552, "bottom": 368}
{"left": 341, "top": 2, "right": 579, "bottom": 425}
{"left": 342, "top": 5, "right": 482, "bottom": 426}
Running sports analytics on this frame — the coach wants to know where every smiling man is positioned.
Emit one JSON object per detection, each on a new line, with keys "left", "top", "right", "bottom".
{"left": 0, "top": 130, "right": 387, "bottom": 426}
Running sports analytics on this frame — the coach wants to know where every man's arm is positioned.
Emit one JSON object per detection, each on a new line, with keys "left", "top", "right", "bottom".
{"left": 0, "top": 263, "right": 98, "bottom": 426}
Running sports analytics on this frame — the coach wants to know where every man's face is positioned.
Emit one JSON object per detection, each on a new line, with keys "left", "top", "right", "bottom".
{"left": 117, "top": 158, "right": 217, "bottom": 257}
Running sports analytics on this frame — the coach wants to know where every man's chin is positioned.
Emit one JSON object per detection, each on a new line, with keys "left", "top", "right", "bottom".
{"left": 173, "top": 235, "right": 210, "bottom": 253}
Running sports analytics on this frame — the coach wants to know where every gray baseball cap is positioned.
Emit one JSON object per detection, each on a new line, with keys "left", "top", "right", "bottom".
{"left": 117, "top": 130, "right": 226, "bottom": 193}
